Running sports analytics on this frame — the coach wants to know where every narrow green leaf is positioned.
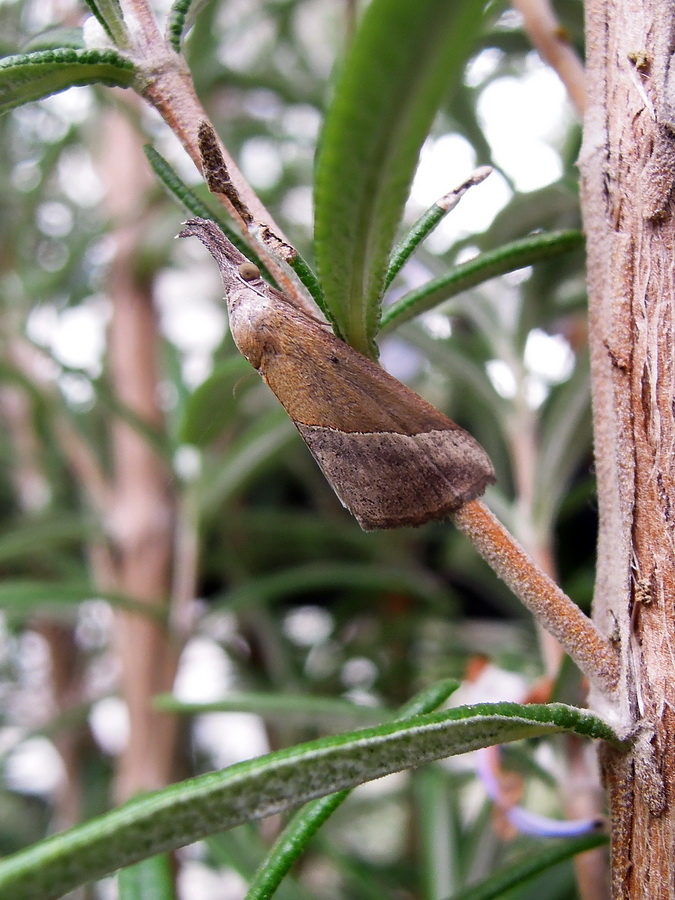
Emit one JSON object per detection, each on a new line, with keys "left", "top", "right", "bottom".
{"left": 447, "top": 833, "right": 608, "bottom": 900}
{"left": 166, "top": 0, "right": 200, "bottom": 51}
{"left": 381, "top": 231, "right": 584, "bottom": 332}
{"left": 81, "top": 0, "right": 115, "bottom": 42}
{"left": 212, "top": 561, "right": 449, "bottom": 614}
{"left": 148, "top": 145, "right": 326, "bottom": 327}
{"left": 90, "top": 382, "right": 170, "bottom": 461}
{"left": 154, "top": 692, "right": 393, "bottom": 727}
{"left": 197, "top": 410, "right": 296, "bottom": 515}
{"left": 245, "top": 679, "right": 459, "bottom": 900}
{"left": 144, "top": 145, "right": 221, "bottom": 222}
{"left": 219, "top": 508, "right": 372, "bottom": 554}
{"left": 401, "top": 327, "right": 507, "bottom": 429}
{"left": 145, "top": 145, "right": 277, "bottom": 286}
{"left": 287, "top": 253, "right": 330, "bottom": 329}
{"left": 415, "top": 766, "right": 459, "bottom": 900}
{"left": 177, "top": 357, "right": 253, "bottom": 446}
{"left": 0, "top": 359, "right": 50, "bottom": 414}
{"left": 313, "top": 0, "right": 484, "bottom": 356}
{"left": 0, "top": 49, "right": 136, "bottom": 115}
{"left": 147, "top": 145, "right": 322, "bottom": 308}
{"left": 207, "top": 828, "right": 314, "bottom": 900}
{"left": 0, "top": 580, "right": 163, "bottom": 620}
{"left": 82, "top": 0, "right": 129, "bottom": 47}
{"left": 0, "top": 699, "right": 102, "bottom": 763}
{"left": 0, "top": 702, "right": 617, "bottom": 900}
{"left": 118, "top": 854, "right": 175, "bottom": 900}
{"left": 0, "top": 516, "right": 97, "bottom": 566}
{"left": 385, "top": 168, "right": 492, "bottom": 291}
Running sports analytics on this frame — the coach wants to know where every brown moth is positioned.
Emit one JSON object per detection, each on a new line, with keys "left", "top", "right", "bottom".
{"left": 180, "top": 218, "right": 495, "bottom": 530}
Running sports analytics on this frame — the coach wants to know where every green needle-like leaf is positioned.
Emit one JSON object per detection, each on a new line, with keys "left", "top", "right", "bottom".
{"left": 212, "top": 561, "right": 449, "bottom": 614}
{"left": 22, "top": 28, "right": 86, "bottom": 52}
{"left": 0, "top": 49, "right": 136, "bottom": 115}
{"left": 197, "top": 411, "right": 296, "bottom": 515}
{"left": 244, "top": 679, "right": 460, "bottom": 900}
{"left": 385, "top": 168, "right": 492, "bottom": 291}
{"left": 287, "top": 253, "right": 328, "bottom": 325}
{"left": 144, "top": 144, "right": 223, "bottom": 223}
{"left": 381, "top": 230, "right": 584, "bottom": 332}
{"left": 145, "top": 144, "right": 280, "bottom": 289}
{"left": 177, "top": 357, "right": 253, "bottom": 446}
{"left": 0, "top": 516, "right": 97, "bottom": 566}
{"left": 146, "top": 145, "right": 325, "bottom": 313}
{"left": 0, "top": 703, "right": 619, "bottom": 900}
{"left": 313, "top": 0, "right": 484, "bottom": 356}
{"left": 154, "top": 692, "right": 393, "bottom": 727}
{"left": 166, "top": 0, "right": 199, "bottom": 51}
{"left": 447, "top": 832, "right": 608, "bottom": 900}
{"left": 81, "top": 0, "right": 128, "bottom": 47}
{"left": 118, "top": 854, "right": 176, "bottom": 900}
{"left": 535, "top": 355, "right": 591, "bottom": 531}
{"left": 0, "top": 580, "right": 163, "bottom": 620}
{"left": 81, "top": 0, "right": 114, "bottom": 38}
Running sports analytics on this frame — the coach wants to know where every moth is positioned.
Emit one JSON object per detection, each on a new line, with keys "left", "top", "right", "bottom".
{"left": 180, "top": 217, "right": 495, "bottom": 530}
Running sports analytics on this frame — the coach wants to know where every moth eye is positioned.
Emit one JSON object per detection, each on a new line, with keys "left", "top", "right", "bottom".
{"left": 238, "top": 262, "right": 260, "bottom": 281}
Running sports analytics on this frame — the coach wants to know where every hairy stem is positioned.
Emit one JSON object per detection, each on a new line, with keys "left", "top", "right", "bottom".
{"left": 451, "top": 500, "right": 619, "bottom": 695}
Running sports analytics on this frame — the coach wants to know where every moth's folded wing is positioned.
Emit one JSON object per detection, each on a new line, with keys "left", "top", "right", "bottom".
{"left": 297, "top": 425, "right": 494, "bottom": 530}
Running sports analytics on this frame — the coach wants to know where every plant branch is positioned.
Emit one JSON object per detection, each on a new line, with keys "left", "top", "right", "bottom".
{"left": 111, "top": 0, "right": 307, "bottom": 308}
{"left": 512, "top": 0, "right": 585, "bottom": 116}
{"left": 451, "top": 499, "right": 619, "bottom": 695}
{"left": 118, "top": 0, "right": 158, "bottom": 47}
{"left": 99, "top": 102, "right": 182, "bottom": 801}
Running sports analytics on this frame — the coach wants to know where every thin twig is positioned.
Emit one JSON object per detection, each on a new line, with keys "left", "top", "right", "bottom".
{"left": 113, "top": 0, "right": 305, "bottom": 307}
{"left": 512, "top": 0, "right": 586, "bottom": 116}
{"left": 451, "top": 499, "right": 619, "bottom": 694}
{"left": 117, "top": 0, "right": 158, "bottom": 47}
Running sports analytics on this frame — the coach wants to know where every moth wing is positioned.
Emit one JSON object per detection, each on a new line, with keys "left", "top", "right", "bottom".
{"left": 255, "top": 301, "right": 471, "bottom": 434}
{"left": 251, "top": 301, "right": 494, "bottom": 529}
{"left": 296, "top": 424, "right": 493, "bottom": 529}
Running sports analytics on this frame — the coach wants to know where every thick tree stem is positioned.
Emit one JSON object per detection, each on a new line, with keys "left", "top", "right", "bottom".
{"left": 581, "top": 1, "right": 675, "bottom": 895}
